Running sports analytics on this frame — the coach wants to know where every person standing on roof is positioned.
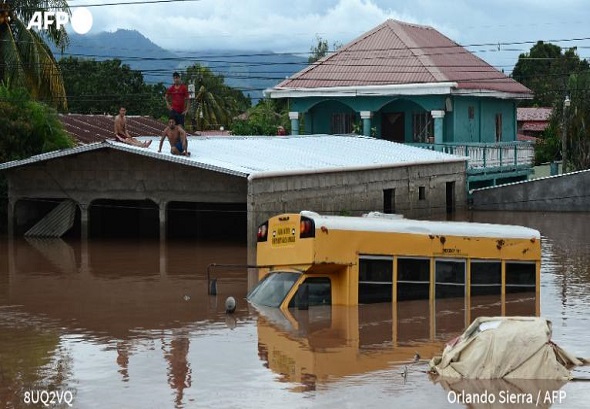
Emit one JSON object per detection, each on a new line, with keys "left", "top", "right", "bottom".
{"left": 164, "top": 72, "right": 190, "bottom": 128}
{"left": 158, "top": 116, "right": 190, "bottom": 156}
{"left": 113, "top": 107, "right": 152, "bottom": 148}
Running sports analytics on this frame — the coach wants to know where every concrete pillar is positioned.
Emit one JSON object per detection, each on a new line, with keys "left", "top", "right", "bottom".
{"left": 431, "top": 110, "right": 445, "bottom": 150}
{"left": 7, "top": 199, "right": 15, "bottom": 237}
{"left": 246, "top": 190, "right": 259, "bottom": 292}
{"left": 360, "top": 111, "right": 372, "bottom": 137}
{"left": 159, "top": 201, "right": 167, "bottom": 242}
{"left": 158, "top": 201, "right": 167, "bottom": 276}
{"left": 79, "top": 203, "right": 89, "bottom": 241}
{"left": 289, "top": 111, "right": 300, "bottom": 135}
{"left": 78, "top": 202, "right": 90, "bottom": 275}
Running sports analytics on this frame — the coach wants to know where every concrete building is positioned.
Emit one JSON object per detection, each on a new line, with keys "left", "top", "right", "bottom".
{"left": 0, "top": 134, "right": 467, "bottom": 261}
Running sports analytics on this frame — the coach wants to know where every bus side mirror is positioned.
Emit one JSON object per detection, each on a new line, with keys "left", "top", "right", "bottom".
{"left": 295, "top": 283, "right": 309, "bottom": 310}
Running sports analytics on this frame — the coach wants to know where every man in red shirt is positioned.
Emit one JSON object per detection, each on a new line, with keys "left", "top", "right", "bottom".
{"left": 164, "top": 72, "right": 190, "bottom": 127}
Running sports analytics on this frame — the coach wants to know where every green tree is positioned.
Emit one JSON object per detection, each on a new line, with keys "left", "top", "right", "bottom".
{"left": 536, "top": 72, "right": 590, "bottom": 171}
{"left": 308, "top": 35, "right": 343, "bottom": 64}
{"left": 563, "top": 72, "right": 590, "bottom": 170}
{"left": 0, "top": 85, "right": 73, "bottom": 163}
{"left": 0, "top": 84, "right": 74, "bottom": 230}
{"left": 0, "top": 1, "right": 70, "bottom": 109}
{"left": 183, "top": 63, "right": 250, "bottom": 132}
{"left": 59, "top": 57, "right": 167, "bottom": 118}
{"left": 512, "top": 41, "right": 589, "bottom": 107}
{"left": 231, "top": 99, "right": 289, "bottom": 136}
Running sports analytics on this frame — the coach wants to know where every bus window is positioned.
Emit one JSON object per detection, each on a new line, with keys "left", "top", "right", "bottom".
{"left": 505, "top": 262, "right": 536, "bottom": 293}
{"left": 248, "top": 271, "right": 301, "bottom": 308}
{"left": 435, "top": 260, "right": 466, "bottom": 298}
{"left": 359, "top": 256, "right": 393, "bottom": 304}
{"left": 470, "top": 261, "right": 501, "bottom": 296}
{"left": 470, "top": 261, "right": 502, "bottom": 319}
{"left": 505, "top": 262, "right": 537, "bottom": 316}
{"left": 435, "top": 260, "right": 467, "bottom": 337}
{"left": 397, "top": 258, "right": 430, "bottom": 301}
{"left": 289, "top": 277, "right": 332, "bottom": 309}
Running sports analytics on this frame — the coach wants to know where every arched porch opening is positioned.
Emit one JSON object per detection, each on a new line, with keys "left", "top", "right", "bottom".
{"left": 305, "top": 100, "right": 358, "bottom": 135}
{"left": 377, "top": 99, "right": 431, "bottom": 143}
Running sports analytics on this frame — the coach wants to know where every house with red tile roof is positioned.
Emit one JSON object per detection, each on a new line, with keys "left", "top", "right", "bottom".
{"left": 517, "top": 107, "right": 552, "bottom": 141}
{"left": 265, "top": 20, "right": 535, "bottom": 190}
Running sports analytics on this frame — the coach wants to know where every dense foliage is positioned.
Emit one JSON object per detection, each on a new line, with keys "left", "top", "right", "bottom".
{"left": 512, "top": 41, "right": 590, "bottom": 107}
{"left": 231, "top": 99, "right": 289, "bottom": 136}
{"left": 59, "top": 57, "right": 168, "bottom": 118}
{"left": 0, "top": 0, "right": 70, "bottom": 109}
{"left": 0, "top": 85, "right": 73, "bottom": 163}
{"left": 513, "top": 42, "right": 590, "bottom": 171}
{"left": 183, "top": 63, "right": 251, "bottom": 132}
{"left": 0, "top": 85, "right": 74, "bottom": 231}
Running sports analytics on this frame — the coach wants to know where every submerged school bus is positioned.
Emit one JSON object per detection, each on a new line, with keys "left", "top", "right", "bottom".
{"left": 248, "top": 211, "right": 541, "bottom": 313}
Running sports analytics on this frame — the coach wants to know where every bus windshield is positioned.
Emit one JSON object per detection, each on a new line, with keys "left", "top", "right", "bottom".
{"left": 248, "top": 271, "right": 301, "bottom": 308}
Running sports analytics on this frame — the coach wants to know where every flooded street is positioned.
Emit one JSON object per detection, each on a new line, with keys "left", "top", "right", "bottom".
{"left": 1, "top": 212, "right": 590, "bottom": 408}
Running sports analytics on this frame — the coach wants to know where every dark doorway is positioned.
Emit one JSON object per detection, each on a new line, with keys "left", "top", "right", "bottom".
{"left": 89, "top": 199, "right": 159, "bottom": 238}
{"left": 381, "top": 112, "right": 405, "bottom": 142}
{"left": 167, "top": 202, "right": 247, "bottom": 242}
{"left": 446, "top": 182, "right": 455, "bottom": 214}
{"left": 383, "top": 189, "right": 395, "bottom": 214}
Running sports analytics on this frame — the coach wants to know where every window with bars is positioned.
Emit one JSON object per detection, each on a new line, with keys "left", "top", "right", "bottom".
{"left": 412, "top": 112, "right": 433, "bottom": 142}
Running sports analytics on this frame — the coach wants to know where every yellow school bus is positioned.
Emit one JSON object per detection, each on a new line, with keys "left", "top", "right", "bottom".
{"left": 248, "top": 211, "right": 541, "bottom": 315}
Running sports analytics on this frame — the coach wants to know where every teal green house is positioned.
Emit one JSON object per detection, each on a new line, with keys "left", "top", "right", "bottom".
{"left": 265, "top": 20, "right": 535, "bottom": 190}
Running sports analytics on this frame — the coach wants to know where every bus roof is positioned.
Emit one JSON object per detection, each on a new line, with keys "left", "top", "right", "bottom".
{"left": 300, "top": 211, "right": 541, "bottom": 240}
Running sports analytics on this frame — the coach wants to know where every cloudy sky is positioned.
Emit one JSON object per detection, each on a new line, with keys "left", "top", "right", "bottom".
{"left": 73, "top": 0, "right": 590, "bottom": 72}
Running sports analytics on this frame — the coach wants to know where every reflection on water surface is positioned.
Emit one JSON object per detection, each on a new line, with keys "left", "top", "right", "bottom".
{"left": 1, "top": 211, "right": 589, "bottom": 408}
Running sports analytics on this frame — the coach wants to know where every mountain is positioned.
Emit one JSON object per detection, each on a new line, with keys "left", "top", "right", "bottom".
{"left": 51, "top": 29, "right": 307, "bottom": 101}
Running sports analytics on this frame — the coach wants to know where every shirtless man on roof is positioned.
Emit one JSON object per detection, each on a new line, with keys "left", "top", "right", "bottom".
{"left": 114, "top": 107, "right": 152, "bottom": 148}
{"left": 158, "top": 116, "right": 190, "bottom": 156}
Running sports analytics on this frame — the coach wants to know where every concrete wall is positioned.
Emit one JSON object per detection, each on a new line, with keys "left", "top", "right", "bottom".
{"left": 6, "top": 149, "right": 247, "bottom": 205}
{"left": 471, "top": 169, "right": 590, "bottom": 212}
{"left": 246, "top": 161, "right": 467, "bottom": 263}
{"left": 5, "top": 149, "right": 247, "bottom": 236}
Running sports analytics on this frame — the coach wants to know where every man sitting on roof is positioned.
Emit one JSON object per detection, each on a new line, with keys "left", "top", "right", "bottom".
{"left": 158, "top": 116, "right": 190, "bottom": 156}
{"left": 114, "top": 107, "right": 152, "bottom": 148}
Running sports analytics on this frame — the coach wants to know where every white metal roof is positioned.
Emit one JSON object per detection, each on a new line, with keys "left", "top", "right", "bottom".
{"left": 302, "top": 211, "right": 541, "bottom": 240}
{"left": 0, "top": 134, "right": 466, "bottom": 179}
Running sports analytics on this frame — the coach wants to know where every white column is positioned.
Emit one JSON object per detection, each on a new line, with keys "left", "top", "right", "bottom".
{"left": 431, "top": 110, "right": 445, "bottom": 149}
{"left": 289, "top": 111, "right": 300, "bottom": 135}
{"left": 360, "top": 111, "right": 372, "bottom": 137}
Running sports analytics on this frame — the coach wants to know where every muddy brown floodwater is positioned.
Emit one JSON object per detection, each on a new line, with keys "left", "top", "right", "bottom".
{"left": 1, "top": 211, "right": 589, "bottom": 408}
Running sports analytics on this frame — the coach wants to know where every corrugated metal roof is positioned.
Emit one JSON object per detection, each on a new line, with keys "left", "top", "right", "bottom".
{"left": 517, "top": 107, "right": 552, "bottom": 121}
{"left": 59, "top": 114, "right": 231, "bottom": 145}
{"left": 0, "top": 134, "right": 467, "bottom": 179}
{"left": 60, "top": 114, "right": 167, "bottom": 144}
{"left": 521, "top": 122, "right": 548, "bottom": 132}
{"left": 272, "top": 19, "right": 531, "bottom": 96}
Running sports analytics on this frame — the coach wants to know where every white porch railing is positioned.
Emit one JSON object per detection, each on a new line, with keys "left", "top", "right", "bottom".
{"left": 411, "top": 141, "right": 536, "bottom": 171}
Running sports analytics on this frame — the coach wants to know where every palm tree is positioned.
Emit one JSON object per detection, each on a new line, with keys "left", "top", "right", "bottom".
{"left": 184, "top": 63, "right": 249, "bottom": 132}
{"left": 0, "top": 1, "right": 70, "bottom": 110}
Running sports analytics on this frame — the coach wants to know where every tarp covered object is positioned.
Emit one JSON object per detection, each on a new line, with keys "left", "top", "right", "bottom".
{"left": 429, "top": 317, "right": 583, "bottom": 380}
